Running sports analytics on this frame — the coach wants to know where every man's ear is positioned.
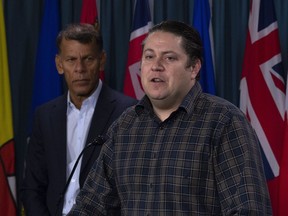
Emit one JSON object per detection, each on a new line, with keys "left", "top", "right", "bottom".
{"left": 99, "top": 51, "right": 107, "bottom": 71}
{"left": 55, "top": 55, "right": 64, "bottom": 75}
{"left": 190, "top": 59, "right": 201, "bottom": 80}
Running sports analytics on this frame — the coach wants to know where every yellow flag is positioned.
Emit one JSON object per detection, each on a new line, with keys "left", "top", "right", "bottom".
{"left": 0, "top": 1, "right": 17, "bottom": 215}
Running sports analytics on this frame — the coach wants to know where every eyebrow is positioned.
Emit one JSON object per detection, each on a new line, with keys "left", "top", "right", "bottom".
{"left": 143, "top": 48, "right": 177, "bottom": 55}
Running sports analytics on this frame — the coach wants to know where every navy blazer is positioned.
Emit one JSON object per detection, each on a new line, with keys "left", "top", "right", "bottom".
{"left": 21, "top": 84, "right": 137, "bottom": 216}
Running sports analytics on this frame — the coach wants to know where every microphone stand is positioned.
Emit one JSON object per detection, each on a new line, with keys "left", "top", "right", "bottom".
{"left": 54, "top": 135, "right": 106, "bottom": 216}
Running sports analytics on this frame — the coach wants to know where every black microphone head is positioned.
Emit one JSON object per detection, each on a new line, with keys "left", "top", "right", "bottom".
{"left": 93, "top": 135, "right": 107, "bottom": 146}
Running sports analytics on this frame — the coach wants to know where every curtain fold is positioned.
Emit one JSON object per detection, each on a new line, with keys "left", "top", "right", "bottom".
{"left": 213, "top": 0, "right": 249, "bottom": 105}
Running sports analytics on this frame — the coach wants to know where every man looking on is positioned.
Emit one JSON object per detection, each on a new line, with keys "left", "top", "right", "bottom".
{"left": 21, "top": 23, "right": 137, "bottom": 216}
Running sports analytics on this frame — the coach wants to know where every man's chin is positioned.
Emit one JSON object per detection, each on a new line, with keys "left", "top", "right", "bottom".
{"left": 75, "top": 89, "right": 94, "bottom": 98}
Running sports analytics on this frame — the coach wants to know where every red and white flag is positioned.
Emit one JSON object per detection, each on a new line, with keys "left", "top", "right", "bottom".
{"left": 123, "top": 0, "right": 153, "bottom": 99}
{"left": 239, "top": 0, "right": 287, "bottom": 215}
{"left": 279, "top": 75, "right": 288, "bottom": 215}
{"left": 80, "top": 0, "right": 104, "bottom": 80}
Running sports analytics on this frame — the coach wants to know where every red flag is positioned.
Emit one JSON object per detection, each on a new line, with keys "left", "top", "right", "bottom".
{"left": 279, "top": 77, "right": 288, "bottom": 215}
{"left": 80, "top": 0, "right": 98, "bottom": 25}
{"left": 0, "top": 2, "right": 17, "bottom": 215}
{"left": 80, "top": 0, "right": 104, "bottom": 80}
{"left": 239, "top": 0, "right": 286, "bottom": 215}
{"left": 123, "top": 0, "right": 152, "bottom": 99}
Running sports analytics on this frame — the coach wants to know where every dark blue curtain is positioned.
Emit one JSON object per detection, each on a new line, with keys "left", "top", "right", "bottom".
{"left": 100, "top": 0, "right": 134, "bottom": 88}
{"left": 213, "top": 0, "right": 250, "bottom": 105}
{"left": 3, "top": 0, "right": 288, "bottom": 214}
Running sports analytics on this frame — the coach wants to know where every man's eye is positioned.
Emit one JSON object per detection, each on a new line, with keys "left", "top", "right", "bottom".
{"left": 144, "top": 55, "right": 153, "bottom": 60}
{"left": 165, "top": 56, "right": 176, "bottom": 61}
{"left": 86, "top": 57, "right": 95, "bottom": 61}
{"left": 66, "top": 58, "right": 75, "bottom": 62}
{"left": 83, "top": 56, "right": 96, "bottom": 63}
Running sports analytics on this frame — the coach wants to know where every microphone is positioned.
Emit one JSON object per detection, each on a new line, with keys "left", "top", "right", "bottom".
{"left": 55, "top": 135, "right": 106, "bottom": 216}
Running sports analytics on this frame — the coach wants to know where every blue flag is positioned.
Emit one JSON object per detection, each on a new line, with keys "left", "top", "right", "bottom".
{"left": 30, "top": 0, "right": 63, "bottom": 131}
{"left": 192, "top": 0, "right": 216, "bottom": 94}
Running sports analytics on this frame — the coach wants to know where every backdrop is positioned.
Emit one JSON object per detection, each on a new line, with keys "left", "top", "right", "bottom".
{"left": 3, "top": 0, "right": 288, "bottom": 213}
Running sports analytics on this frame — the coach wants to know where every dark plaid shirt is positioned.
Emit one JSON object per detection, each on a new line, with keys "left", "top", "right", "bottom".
{"left": 69, "top": 82, "right": 272, "bottom": 216}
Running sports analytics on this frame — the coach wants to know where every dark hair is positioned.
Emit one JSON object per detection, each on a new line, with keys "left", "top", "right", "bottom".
{"left": 56, "top": 23, "right": 103, "bottom": 54}
{"left": 143, "top": 20, "right": 203, "bottom": 80}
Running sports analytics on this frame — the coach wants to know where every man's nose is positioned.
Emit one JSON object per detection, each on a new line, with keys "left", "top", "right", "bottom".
{"left": 74, "top": 59, "right": 85, "bottom": 73}
{"left": 151, "top": 58, "right": 164, "bottom": 71}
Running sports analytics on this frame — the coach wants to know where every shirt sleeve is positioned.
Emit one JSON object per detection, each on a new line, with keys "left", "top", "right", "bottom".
{"left": 213, "top": 111, "right": 272, "bottom": 215}
{"left": 67, "top": 136, "right": 121, "bottom": 216}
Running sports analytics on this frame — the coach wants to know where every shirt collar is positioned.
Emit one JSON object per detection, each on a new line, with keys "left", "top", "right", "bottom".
{"left": 135, "top": 81, "right": 203, "bottom": 116}
{"left": 67, "top": 80, "right": 103, "bottom": 111}
{"left": 179, "top": 81, "right": 202, "bottom": 115}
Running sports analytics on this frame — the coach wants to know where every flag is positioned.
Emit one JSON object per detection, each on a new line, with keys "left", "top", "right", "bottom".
{"left": 80, "top": 0, "right": 104, "bottom": 80}
{"left": 279, "top": 74, "right": 288, "bottom": 215}
{"left": 123, "top": 0, "right": 153, "bottom": 99}
{"left": 192, "top": 0, "right": 216, "bottom": 94}
{"left": 0, "top": 1, "right": 17, "bottom": 215}
{"left": 80, "top": 0, "right": 98, "bottom": 25}
{"left": 239, "top": 0, "right": 286, "bottom": 215}
{"left": 30, "top": 0, "right": 62, "bottom": 131}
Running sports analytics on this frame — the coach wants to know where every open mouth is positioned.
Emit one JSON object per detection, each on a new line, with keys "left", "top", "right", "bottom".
{"left": 151, "top": 78, "right": 164, "bottom": 82}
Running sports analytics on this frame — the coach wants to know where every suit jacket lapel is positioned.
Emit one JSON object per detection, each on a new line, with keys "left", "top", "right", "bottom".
{"left": 80, "top": 85, "right": 116, "bottom": 184}
{"left": 50, "top": 95, "right": 68, "bottom": 187}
